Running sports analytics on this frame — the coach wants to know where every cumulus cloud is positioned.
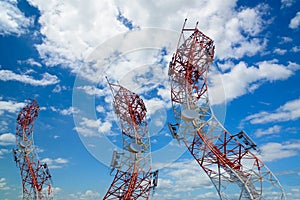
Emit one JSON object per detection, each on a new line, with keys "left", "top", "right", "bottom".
{"left": 0, "top": 0, "right": 33, "bottom": 36}
{"left": 26, "top": 0, "right": 270, "bottom": 69}
{"left": 74, "top": 117, "right": 113, "bottom": 137}
{"left": 245, "top": 98, "right": 300, "bottom": 124}
{"left": 259, "top": 140, "right": 300, "bottom": 162}
{"left": 289, "top": 12, "right": 300, "bottom": 29}
{"left": 209, "top": 60, "right": 300, "bottom": 104}
{"left": 0, "top": 100, "right": 25, "bottom": 115}
{"left": 0, "top": 133, "right": 15, "bottom": 146}
{"left": 0, "top": 69, "right": 59, "bottom": 86}
{"left": 27, "top": 0, "right": 127, "bottom": 68}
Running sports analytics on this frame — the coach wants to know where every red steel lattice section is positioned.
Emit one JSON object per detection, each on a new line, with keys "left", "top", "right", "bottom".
{"left": 13, "top": 100, "right": 53, "bottom": 200}
{"left": 103, "top": 79, "right": 157, "bottom": 200}
{"left": 168, "top": 19, "right": 285, "bottom": 199}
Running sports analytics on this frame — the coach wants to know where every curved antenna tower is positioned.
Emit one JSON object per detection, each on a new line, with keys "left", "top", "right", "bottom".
{"left": 168, "top": 19, "right": 285, "bottom": 199}
{"left": 103, "top": 78, "right": 158, "bottom": 199}
{"left": 13, "top": 99, "right": 53, "bottom": 200}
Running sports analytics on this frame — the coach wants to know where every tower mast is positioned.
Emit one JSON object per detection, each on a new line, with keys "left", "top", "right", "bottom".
{"left": 103, "top": 78, "right": 158, "bottom": 199}
{"left": 168, "top": 19, "right": 285, "bottom": 199}
{"left": 13, "top": 99, "right": 53, "bottom": 200}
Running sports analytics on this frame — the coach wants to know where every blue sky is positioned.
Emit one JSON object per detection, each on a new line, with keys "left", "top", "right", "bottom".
{"left": 0, "top": 0, "right": 300, "bottom": 199}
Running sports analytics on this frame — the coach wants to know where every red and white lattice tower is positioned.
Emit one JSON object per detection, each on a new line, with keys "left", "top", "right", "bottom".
{"left": 168, "top": 19, "right": 285, "bottom": 199}
{"left": 103, "top": 78, "right": 158, "bottom": 200}
{"left": 13, "top": 100, "right": 53, "bottom": 200}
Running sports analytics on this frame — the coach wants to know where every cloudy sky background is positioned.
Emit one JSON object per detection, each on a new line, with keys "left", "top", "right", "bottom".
{"left": 0, "top": 0, "right": 300, "bottom": 199}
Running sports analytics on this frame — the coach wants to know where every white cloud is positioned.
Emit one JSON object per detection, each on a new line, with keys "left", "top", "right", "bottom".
{"left": 273, "top": 48, "right": 287, "bottom": 55}
{"left": 69, "top": 190, "right": 101, "bottom": 200}
{"left": 0, "top": 69, "right": 59, "bottom": 86}
{"left": 245, "top": 98, "right": 300, "bottom": 124}
{"left": 50, "top": 106, "right": 79, "bottom": 115}
{"left": 27, "top": 0, "right": 127, "bottom": 68}
{"left": 279, "top": 36, "right": 292, "bottom": 44}
{"left": 118, "top": 1, "right": 269, "bottom": 60}
{"left": 259, "top": 140, "right": 300, "bottom": 162}
{"left": 95, "top": 105, "right": 105, "bottom": 113}
{"left": 76, "top": 86, "right": 105, "bottom": 97}
{"left": 152, "top": 159, "right": 216, "bottom": 199}
{"left": 74, "top": 117, "right": 113, "bottom": 137}
{"left": 0, "top": 0, "right": 33, "bottom": 36}
{"left": 54, "top": 158, "right": 68, "bottom": 164}
{"left": 53, "top": 135, "right": 60, "bottom": 139}
{"left": 0, "top": 149, "right": 9, "bottom": 158}
{"left": 254, "top": 125, "right": 281, "bottom": 138}
{"left": 40, "top": 157, "right": 69, "bottom": 169}
{"left": 209, "top": 60, "right": 300, "bottom": 104}
{"left": 52, "top": 84, "right": 67, "bottom": 93}
{"left": 289, "top": 12, "right": 300, "bottom": 29}
{"left": 17, "top": 58, "right": 42, "bottom": 67}
{"left": 292, "top": 46, "right": 300, "bottom": 53}
{"left": 0, "top": 133, "right": 15, "bottom": 146}
{"left": 0, "top": 100, "right": 25, "bottom": 115}
{"left": 281, "top": 0, "right": 296, "bottom": 8}
{"left": 0, "top": 177, "right": 10, "bottom": 190}
{"left": 26, "top": 0, "right": 270, "bottom": 70}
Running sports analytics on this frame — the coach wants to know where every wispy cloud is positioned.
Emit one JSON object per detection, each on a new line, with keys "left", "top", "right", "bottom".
{"left": 17, "top": 58, "right": 42, "bottom": 67}
{"left": 50, "top": 106, "right": 79, "bottom": 116}
{"left": 254, "top": 125, "right": 281, "bottom": 138}
{"left": 52, "top": 84, "right": 67, "bottom": 93}
{"left": 40, "top": 157, "right": 69, "bottom": 169}
{"left": 0, "top": 0, "right": 33, "bottom": 36}
{"left": 245, "top": 98, "right": 300, "bottom": 124}
{"left": 280, "top": 0, "right": 296, "bottom": 8}
{"left": 0, "top": 69, "right": 59, "bottom": 86}
{"left": 76, "top": 86, "right": 105, "bottom": 97}
{"left": 0, "top": 177, "right": 10, "bottom": 190}
{"left": 69, "top": 190, "right": 101, "bottom": 200}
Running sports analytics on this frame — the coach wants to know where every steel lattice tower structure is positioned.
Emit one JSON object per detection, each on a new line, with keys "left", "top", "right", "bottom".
{"left": 168, "top": 19, "right": 285, "bottom": 199}
{"left": 103, "top": 78, "right": 158, "bottom": 200}
{"left": 13, "top": 100, "right": 53, "bottom": 200}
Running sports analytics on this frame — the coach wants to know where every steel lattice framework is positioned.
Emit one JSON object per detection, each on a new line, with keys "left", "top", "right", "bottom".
{"left": 168, "top": 19, "right": 285, "bottom": 199}
{"left": 103, "top": 78, "right": 158, "bottom": 200}
{"left": 13, "top": 100, "right": 53, "bottom": 200}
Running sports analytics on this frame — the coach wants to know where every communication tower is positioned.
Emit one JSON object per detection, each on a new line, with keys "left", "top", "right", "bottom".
{"left": 103, "top": 78, "right": 158, "bottom": 199}
{"left": 168, "top": 19, "right": 285, "bottom": 199}
{"left": 13, "top": 99, "right": 53, "bottom": 200}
